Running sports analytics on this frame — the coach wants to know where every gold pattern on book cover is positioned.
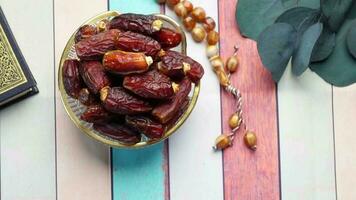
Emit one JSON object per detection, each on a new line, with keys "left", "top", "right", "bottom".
{"left": 0, "top": 23, "right": 27, "bottom": 94}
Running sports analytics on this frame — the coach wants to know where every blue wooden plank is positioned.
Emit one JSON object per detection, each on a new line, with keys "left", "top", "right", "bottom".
{"left": 109, "top": 1, "right": 167, "bottom": 200}
{"left": 112, "top": 145, "right": 166, "bottom": 200}
{"left": 109, "top": 0, "right": 161, "bottom": 14}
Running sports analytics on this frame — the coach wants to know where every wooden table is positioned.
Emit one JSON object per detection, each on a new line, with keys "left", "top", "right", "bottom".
{"left": 0, "top": 0, "right": 354, "bottom": 199}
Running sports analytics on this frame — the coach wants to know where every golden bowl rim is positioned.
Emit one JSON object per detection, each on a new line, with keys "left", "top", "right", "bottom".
{"left": 58, "top": 11, "right": 200, "bottom": 149}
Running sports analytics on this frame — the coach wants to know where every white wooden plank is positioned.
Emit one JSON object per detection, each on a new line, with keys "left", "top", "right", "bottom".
{"left": 278, "top": 65, "right": 336, "bottom": 200}
{"left": 54, "top": 1, "right": 111, "bottom": 199}
{"left": 334, "top": 85, "right": 356, "bottom": 200}
{"left": 166, "top": 1, "right": 224, "bottom": 200}
{"left": 0, "top": 0, "right": 56, "bottom": 199}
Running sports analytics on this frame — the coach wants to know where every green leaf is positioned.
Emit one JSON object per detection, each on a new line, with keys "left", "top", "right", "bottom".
{"left": 281, "top": 0, "right": 297, "bottom": 7}
{"left": 346, "top": 23, "right": 356, "bottom": 58}
{"left": 282, "top": 0, "right": 320, "bottom": 8}
{"left": 347, "top": 1, "right": 356, "bottom": 19}
{"left": 257, "top": 23, "right": 297, "bottom": 81}
{"left": 236, "top": 0, "right": 319, "bottom": 40}
{"left": 275, "top": 7, "right": 320, "bottom": 33}
{"left": 292, "top": 23, "right": 323, "bottom": 75}
{"left": 310, "top": 19, "right": 356, "bottom": 86}
{"left": 321, "top": 0, "right": 354, "bottom": 32}
{"left": 310, "top": 27, "right": 336, "bottom": 62}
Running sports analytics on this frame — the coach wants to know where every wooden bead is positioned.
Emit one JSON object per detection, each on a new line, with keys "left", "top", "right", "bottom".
{"left": 156, "top": 0, "right": 166, "bottom": 4}
{"left": 203, "top": 17, "right": 216, "bottom": 31}
{"left": 192, "top": 7, "right": 206, "bottom": 22}
{"left": 210, "top": 56, "right": 224, "bottom": 72}
{"left": 191, "top": 26, "right": 206, "bottom": 42}
{"left": 213, "top": 134, "right": 233, "bottom": 150}
{"left": 206, "top": 45, "right": 219, "bottom": 58}
{"left": 226, "top": 56, "right": 239, "bottom": 73}
{"left": 229, "top": 113, "right": 240, "bottom": 129}
{"left": 183, "top": 16, "right": 196, "bottom": 32}
{"left": 216, "top": 70, "right": 230, "bottom": 87}
{"left": 174, "top": 2, "right": 188, "bottom": 18}
{"left": 207, "top": 31, "right": 219, "bottom": 45}
{"left": 182, "top": 1, "right": 193, "bottom": 13}
{"left": 244, "top": 131, "right": 257, "bottom": 150}
{"left": 167, "top": 0, "right": 180, "bottom": 7}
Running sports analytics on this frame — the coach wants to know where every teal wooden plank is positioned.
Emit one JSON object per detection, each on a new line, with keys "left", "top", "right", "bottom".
{"left": 110, "top": 0, "right": 160, "bottom": 14}
{"left": 109, "top": 1, "right": 167, "bottom": 200}
{"left": 112, "top": 145, "right": 166, "bottom": 200}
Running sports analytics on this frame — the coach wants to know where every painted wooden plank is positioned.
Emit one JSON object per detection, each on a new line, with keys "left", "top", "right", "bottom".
{"left": 54, "top": 1, "right": 112, "bottom": 200}
{"left": 278, "top": 65, "right": 336, "bottom": 200}
{"left": 0, "top": 0, "right": 56, "bottom": 199}
{"left": 220, "top": 1, "right": 280, "bottom": 199}
{"left": 165, "top": 1, "right": 224, "bottom": 200}
{"left": 334, "top": 86, "right": 356, "bottom": 200}
{"left": 109, "top": 1, "right": 168, "bottom": 200}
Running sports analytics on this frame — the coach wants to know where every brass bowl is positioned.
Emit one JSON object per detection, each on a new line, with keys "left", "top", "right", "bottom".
{"left": 58, "top": 11, "right": 200, "bottom": 149}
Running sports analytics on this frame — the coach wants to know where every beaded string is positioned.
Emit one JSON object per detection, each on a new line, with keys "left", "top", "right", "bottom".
{"left": 157, "top": 0, "right": 257, "bottom": 150}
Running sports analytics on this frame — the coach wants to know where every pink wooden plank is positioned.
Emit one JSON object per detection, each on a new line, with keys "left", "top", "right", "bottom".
{"left": 219, "top": 0, "right": 280, "bottom": 199}
{"left": 54, "top": 0, "right": 111, "bottom": 199}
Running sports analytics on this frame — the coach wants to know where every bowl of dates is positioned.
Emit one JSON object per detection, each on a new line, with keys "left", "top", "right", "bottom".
{"left": 58, "top": 11, "right": 203, "bottom": 148}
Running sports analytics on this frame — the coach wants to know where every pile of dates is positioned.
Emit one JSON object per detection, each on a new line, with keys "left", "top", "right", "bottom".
{"left": 62, "top": 13, "right": 204, "bottom": 145}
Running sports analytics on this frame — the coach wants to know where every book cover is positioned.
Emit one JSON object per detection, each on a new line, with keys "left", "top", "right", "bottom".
{"left": 0, "top": 6, "right": 38, "bottom": 107}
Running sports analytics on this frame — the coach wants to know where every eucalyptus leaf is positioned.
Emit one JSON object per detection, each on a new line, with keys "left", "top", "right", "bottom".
{"left": 257, "top": 23, "right": 297, "bottom": 81}
{"left": 236, "top": 0, "right": 319, "bottom": 40}
{"left": 275, "top": 7, "right": 320, "bottom": 33}
{"left": 292, "top": 23, "right": 323, "bottom": 76}
{"left": 321, "top": 0, "right": 354, "bottom": 32}
{"left": 275, "top": 7, "right": 320, "bottom": 46}
{"left": 347, "top": 1, "right": 356, "bottom": 19}
{"left": 310, "top": 19, "right": 356, "bottom": 86}
{"left": 310, "top": 27, "right": 336, "bottom": 62}
{"left": 281, "top": 0, "right": 297, "bottom": 7}
{"left": 346, "top": 22, "right": 356, "bottom": 58}
{"left": 282, "top": 0, "right": 320, "bottom": 9}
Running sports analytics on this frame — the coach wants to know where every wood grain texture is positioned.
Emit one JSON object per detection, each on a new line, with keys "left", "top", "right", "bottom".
{"left": 109, "top": 1, "right": 169, "bottom": 200}
{"left": 0, "top": 0, "right": 56, "bottom": 199}
{"left": 54, "top": 1, "right": 112, "bottom": 200}
{"left": 278, "top": 65, "right": 336, "bottom": 200}
{"left": 165, "top": 1, "right": 224, "bottom": 200}
{"left": 334, "top": 86, "right": 356, "bottom": 200}
{"left": 220, "top": 0, "right": 280, "bottom": 199}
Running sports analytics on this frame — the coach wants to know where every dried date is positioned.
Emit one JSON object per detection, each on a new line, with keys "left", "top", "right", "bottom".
{"left": 109, "top": 13, "right": 163, "bottom": 35}
{"left": 93, "top": 123, "right": 141, "bottom": 145}
{"left": 117, "top": 31, "right": 161, "bottom": 57}
{"left": 100, "top": 87, "right": 152, "bottom": 115}
{"left": 153, "top": 28, "right": 182, "bottom": 49}
{"left": 103, "top": 50, "right": 153, "bottom": 75}
{"left": 166, "top": 97, "right": 189, "bottom": 128}
{"left": 80, "top": 104, "right": 112, "bottom": 123}
{"left": 63, "top": 59, "right": 83, "bottom": 98}
{"left": 80, "top": 61, "right": 111, "bottom": 94}
{"left": 78, "top": 88, "right": 97, "bottom": 106}
{"left": 152, "top": 78, "right": 191, "bottom": 123}
{"left": 158, "top": 50, "right": 204, "bottom": 83}
{"left": 75, "top": 29, "right": 120, "bottom": 60}
{"left": 75, "top": 25, "right": 98, "bottom": 43}
{"left": 123, "top": 70, "right": 175, "bottom": 99}
{"left": 125, "top": 115, "right": 164, "bottom": 139}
